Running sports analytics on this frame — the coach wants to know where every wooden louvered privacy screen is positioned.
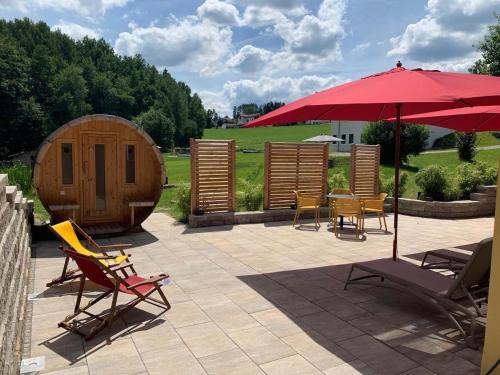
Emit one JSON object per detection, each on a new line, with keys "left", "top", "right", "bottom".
{"left": 350, "top": 144, "right": 380, "bottom": 198}
{"left": 264, "top": 142, "right": 328, "bottom": 209}
{"left": 190, "top": 139, "right": 236, "bottom": 213}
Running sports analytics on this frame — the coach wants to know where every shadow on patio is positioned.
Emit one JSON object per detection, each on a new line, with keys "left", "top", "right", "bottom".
{"left": 237, "top": 256, "right": 484, "bottom": 374}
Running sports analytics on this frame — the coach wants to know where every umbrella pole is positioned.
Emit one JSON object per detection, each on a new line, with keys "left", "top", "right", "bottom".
{"left": 392, "top": 104, "right": 402, "bottom": 261}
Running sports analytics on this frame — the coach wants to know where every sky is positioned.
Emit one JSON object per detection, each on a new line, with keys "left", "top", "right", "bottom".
{"left": 1, "top": 0, "right": 499, "bottom": 116}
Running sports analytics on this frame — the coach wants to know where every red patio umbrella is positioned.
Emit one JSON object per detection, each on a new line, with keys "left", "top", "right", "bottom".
{"left": 244, "top": 63, "right": 500, "bottom": 260}
{"left": 396, "top": 105, "right": 500, "bottom": 132}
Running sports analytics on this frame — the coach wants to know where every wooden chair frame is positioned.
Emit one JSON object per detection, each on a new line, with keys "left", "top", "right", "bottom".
{"left": 361, "top": 193, "right": 388, "bottom": 233}
{"left": 332, "top": 198, "right": 364, "bottom": 239}
{"left": 59, "top": 249, "right": 171, "bottom": 340}
{"left": 47, "top": 219, "right": 135, "bottom": 287}
{"left": 292, "top": 190, "right": 321, "bottom": 229}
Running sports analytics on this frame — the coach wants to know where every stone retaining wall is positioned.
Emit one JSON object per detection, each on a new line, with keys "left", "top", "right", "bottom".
{"left": 0, "top": 174, "right": 33, "bottom": 375}
{"left": 385, "top": 185, "right": 496, "bottom": 219}
{"left": 189, "top": 207, "right": 331, "bottom": 227}
{"left": 190, "top": 185, "right": 496, "bottom": 227}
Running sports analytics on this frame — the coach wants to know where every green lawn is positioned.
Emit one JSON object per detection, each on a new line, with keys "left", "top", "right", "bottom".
{"left": 477, "top": 132, "right": 500, "bottom": 147}
{"left": 205, "top": 123, "right": 332, "bottom": 150}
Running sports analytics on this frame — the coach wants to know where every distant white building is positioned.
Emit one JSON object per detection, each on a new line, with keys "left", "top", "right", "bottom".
{"left": 329, "top": 121, "right": 454, "bottom": 153}
{"left": 237, "top": 113, "right": 260, "bottom": 126}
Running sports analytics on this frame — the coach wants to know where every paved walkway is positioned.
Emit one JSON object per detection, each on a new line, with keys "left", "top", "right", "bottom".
{"left": 28, "top": 213, "right": 493, "bottom": 375}
{"left": 421, "top": 144, "right": 500, "bottom": 154}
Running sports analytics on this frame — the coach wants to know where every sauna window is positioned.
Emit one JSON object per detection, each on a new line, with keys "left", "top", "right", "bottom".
{"left": 125, "top": 145, "right": 136, "bottom": 184}
{"left": 61, "top": 143, "right": 73, "bottom": 185}
{"left": 95, "top": 144, "right": 106, "bottom": 211}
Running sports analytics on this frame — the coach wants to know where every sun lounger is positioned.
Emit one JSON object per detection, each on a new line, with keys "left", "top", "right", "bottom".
{"left": 421, "top": 248, "right": 472, "bottom": 272}
{"left": 344, "top": 238, "right": 492, "bottom": 347}
{"left": 47, "top": 219, "right": 135, "bottom": 286}
{"left": 59, "top": 248, "right": 171, "bottom": 340}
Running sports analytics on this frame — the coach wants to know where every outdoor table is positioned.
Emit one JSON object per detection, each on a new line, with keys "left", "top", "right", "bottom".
{"left": 326, "top": 193, "right": 360, "bottom": 230}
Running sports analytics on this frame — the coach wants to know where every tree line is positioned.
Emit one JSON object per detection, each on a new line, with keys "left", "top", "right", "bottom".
{"left": 232, "top": 102, "right": 285, "bottom": 120}
{"left": 0, "top": 18, "right": 206, "bottom": 158}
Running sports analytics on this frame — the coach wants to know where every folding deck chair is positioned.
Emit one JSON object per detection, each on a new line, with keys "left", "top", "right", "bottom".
{"left": 59, "top": 249, "right": 171, "bottom": 340}
{"left": 344, "top": 238, "right": 492, "bottom": 348}
{"left": 47, "top": 220, "right": 135, "bottom": 287}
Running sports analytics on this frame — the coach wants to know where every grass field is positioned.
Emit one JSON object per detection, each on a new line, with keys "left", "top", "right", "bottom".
{"left": 204, "top": 124, "right": 332, "bottom": 150}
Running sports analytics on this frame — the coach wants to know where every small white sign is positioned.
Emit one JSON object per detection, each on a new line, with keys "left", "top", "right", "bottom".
{"left": 20, "top": 356, "right": 45, "bottom": 374}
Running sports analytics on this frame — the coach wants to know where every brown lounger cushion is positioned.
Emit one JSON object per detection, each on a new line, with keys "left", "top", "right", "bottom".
{"left": 426, "top": 249, "right": 470, "bottom": 264}
{"left": 354, "top": 258, "right": 455, "bottom": 296}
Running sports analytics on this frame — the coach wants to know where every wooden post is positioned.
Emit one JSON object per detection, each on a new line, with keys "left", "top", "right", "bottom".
{"left": 190, "top": 138, "right": 196, "bottom": 214}
{"left": 264, "top": 142, "right": 270, "bottom": 210}
{"left": 229, "top": 140, "right": 236, "bottom": 212}
{"left": 322, "top": 143, "right": 328, "bottom": 205}
{"left": 349, "top": 144, "right": 356, "bottom": 194}
{"left": 375, "top": 144, "right": 381, "bottom": 194}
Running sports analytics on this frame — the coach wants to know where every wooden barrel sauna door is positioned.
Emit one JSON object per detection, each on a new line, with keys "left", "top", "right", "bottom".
{"left": 33, "top": 115, "right": 165, "bottom": 235}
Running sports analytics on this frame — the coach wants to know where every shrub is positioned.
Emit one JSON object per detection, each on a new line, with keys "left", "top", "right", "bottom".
{"left": 328, "top": 172, "right": 348, "bottom": 192}
{"left": 415, "top": 165, "right": 449, "bottom": 200}
{"left": 237, "top": 179, "right": 263, "bottom": 211}
{"left": 492, "top": 132, "right": 500, "bottom": 139}
{"left": 0, "top": 162, "right": 32, "bottom": 194}
{"left": 456, "top": 132, "right": 477, "bottom": 162}
{"left": 175, "top": 183, "right": 191, "bottom": 221}
{"left": 380, "top": 172, "right": 408, "bottom": 197}
{"left": 455, "top": 162, "right": 498, "bottom": 198}
{"left": 361, "top": 121, "right": 430, "bottom": 164}
{"left": 443, "top": 183, "right": 461, "bottom": 201}
{"left": 475, "top": 161, "right": 498, "bottom": 185}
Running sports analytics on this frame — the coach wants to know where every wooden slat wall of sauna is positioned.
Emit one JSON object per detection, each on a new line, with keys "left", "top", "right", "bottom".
{"left": 350, "top": 144, "right": 380, "bottom": 198}
{"left": 264, "top": 142, "right": 328, "bottom": 209}
{"left": 190, "top": 139, "right": 235, "bottom": 213}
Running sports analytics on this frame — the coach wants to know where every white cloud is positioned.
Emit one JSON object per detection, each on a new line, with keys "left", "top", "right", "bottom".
{"left": 227, "top": 45, "right": 272, "bottom": 73}
{"left": 200, "top": 74, "right": 344, "bottom": 116}
{"left": 0, "top": 0, "right": 129, "bottom": 20}
{"left": 352, "top": 42, "right": 371, "bottom": 53}
{"left": 241, "top": 5, "right": 288, "bottom": 28}
{"left": 272, "top": 0, "right": 347, "bottom": 69}
{"left": 114, "top": 18, "right": 232, "bottom": 76}
{"left": 198, "top": 90, "right": 233, "bottom": 115}
{"left": 388, "top": 0, "right": 499, "bottom": 70}
{"left": 51, "top": 20, "right": 101, "bottom": 40}
{"left": 238, "top": 0, "right": 304, "bottom": 11}
{"left": 197, "top": 0, "right": 240, "bottom": 25}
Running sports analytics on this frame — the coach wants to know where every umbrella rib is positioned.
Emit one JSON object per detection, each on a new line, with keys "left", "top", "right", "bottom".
{"left": 376, "top": 103, "right": 386, "bottom": 121}
{"left": 475, "top": 113, "right": 498, "bottom": 131}
{"left": 314, "top": 105, "right": 339, "bottom": 120}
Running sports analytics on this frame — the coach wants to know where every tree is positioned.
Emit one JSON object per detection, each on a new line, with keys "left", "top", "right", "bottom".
{"left": 361, "top": 121, "right": 430, "bottom": 164}
{"left": 206, "top": 109, "right": 219, "bottom": 128}
{"left": 133, "top": 108, "right": 174, "bottom": 151}
{"left": 0, "top": 18, "right": 208, "bottom": 155}
{"left": 261, "top": 101, "right": 285, "bottom": 115}
{"left": 456, "top": 132, "right": 477, "bottom": 162}
{"left": 470, "top": 15, "right": 500, "bottom": 76}
{"left": 52, "top": 64, "right": 92, "bottom": 128}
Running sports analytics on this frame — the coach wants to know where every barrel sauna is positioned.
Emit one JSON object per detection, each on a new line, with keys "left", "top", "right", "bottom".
{"left": 33, "top": 115, "right": 165, "bottom": 234}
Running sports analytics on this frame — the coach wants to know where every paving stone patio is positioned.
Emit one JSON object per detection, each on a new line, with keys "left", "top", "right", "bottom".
{"left": 28, "top": 212, "right": 493, "bottom": 374}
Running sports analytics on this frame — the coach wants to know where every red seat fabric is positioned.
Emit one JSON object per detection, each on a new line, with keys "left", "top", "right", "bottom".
{"left": 119, "top": 275, "right": 156, "bottom": 295}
